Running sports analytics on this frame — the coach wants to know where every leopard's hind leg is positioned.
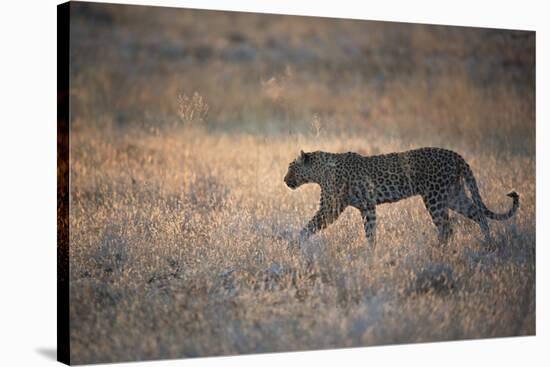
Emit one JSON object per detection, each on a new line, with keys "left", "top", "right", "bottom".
{"left": 448, "top": 181, "right": 492, "bottom": 243}
{"left": 422, "top": 191, "right": 452, "bottom": 245}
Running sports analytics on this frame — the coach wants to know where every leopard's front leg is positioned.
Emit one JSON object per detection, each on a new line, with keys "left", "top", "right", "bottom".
{"left": 360, "top": 206, "right": 377, "bottom": 249}
{"left": 348, "top": 179, "right": 377, "bottom": 249}
{"left": 300, "top": 194, "right": 345, "bottom": 240}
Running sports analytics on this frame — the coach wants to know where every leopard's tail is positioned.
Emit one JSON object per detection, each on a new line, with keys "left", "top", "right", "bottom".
{"left": 462, "top": 162, "right": 519, "bottom": 220}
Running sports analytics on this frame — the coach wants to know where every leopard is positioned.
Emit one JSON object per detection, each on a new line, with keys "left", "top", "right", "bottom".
{"left": 283, "top": 147, "right": 519, "bottom": 248}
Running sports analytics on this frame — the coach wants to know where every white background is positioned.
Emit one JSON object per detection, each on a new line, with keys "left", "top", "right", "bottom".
{"left": 0, "top": 0, "right": 546, "bottom": 365}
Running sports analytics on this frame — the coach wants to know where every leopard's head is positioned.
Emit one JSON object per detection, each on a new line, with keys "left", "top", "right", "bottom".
{"left": 284, "top": 150, "right": 317, "bottom": 189}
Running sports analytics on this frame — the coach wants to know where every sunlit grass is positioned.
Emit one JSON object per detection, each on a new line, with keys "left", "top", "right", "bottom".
{"left": 69, "top": 127, "right": 534, "bottom": 364}
{"left": 68, "top": 3, "right": 535, "bottom": 364}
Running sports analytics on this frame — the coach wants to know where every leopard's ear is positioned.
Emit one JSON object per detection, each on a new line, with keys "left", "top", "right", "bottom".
{"left": 300, "top": 150, "right": 310, "bottom": 164}
{"left": 297, "top": 150, "right": 305, "bottom": 163}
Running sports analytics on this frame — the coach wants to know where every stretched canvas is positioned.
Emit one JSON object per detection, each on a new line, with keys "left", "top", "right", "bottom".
{"left": 58, "top": 1, "right": 535, "bottom": 365}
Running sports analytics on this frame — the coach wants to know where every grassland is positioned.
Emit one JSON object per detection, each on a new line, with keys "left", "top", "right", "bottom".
{"left": 67, "top": 3, "right": 535, "bottom": 364}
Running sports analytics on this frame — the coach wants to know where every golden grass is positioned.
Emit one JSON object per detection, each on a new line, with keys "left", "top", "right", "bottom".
{"left": 69, "top": 127, "right": 534, "bottom": 364}
{"left": 67, "top": 3, "right": 535, "bottom": 364}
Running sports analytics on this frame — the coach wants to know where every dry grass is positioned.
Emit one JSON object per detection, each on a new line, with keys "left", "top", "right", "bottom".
{"left": 68, "top": 3, "right": 535, "bottom": 364}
